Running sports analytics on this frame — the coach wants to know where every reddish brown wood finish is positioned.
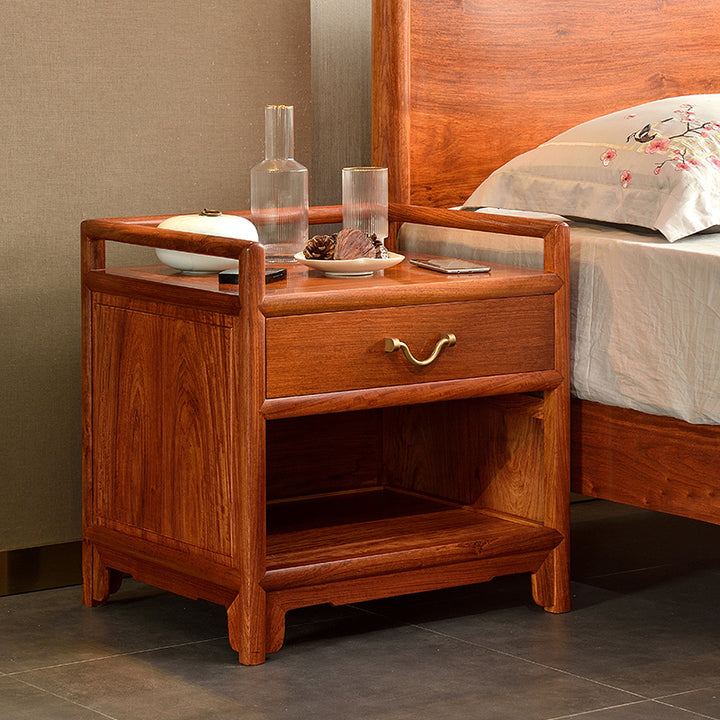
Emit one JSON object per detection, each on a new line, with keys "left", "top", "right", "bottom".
{"left": 81, "top": 205, "right": 570, "bottom": 664}
{"left": 266, "top": 296, "right": 554, "bottom": 397}
{"left": 372, "top": 0, "right": 720, "bottom": 208}
{"left": 571, "top": 401, "right": 720, "bottom": 524}
{"left": 371, "top": 0, "right": 720, "bottom": 530}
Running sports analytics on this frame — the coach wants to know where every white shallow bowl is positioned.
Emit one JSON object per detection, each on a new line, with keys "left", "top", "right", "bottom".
{"left": 156, "top": 211, "right": 258, "bottom": 273}
{"left": 294, "top": 251, "right": 404, "bottom": 276}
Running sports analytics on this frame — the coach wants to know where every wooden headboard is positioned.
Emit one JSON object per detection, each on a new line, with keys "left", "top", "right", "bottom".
{"left": 371, "top": 0, "right": 720, "bottom": 207}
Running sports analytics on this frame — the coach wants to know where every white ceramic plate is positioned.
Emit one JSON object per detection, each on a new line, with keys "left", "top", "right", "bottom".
{"left": 293, "top": 251, "right": 404, "bottom": 276}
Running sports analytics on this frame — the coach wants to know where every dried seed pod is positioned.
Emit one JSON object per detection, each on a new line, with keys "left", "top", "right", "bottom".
{"left": 334, "top": 227, "right": 376, "bottom": 259}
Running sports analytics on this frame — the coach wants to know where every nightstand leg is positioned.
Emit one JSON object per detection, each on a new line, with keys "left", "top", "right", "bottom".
{"left": 533, "top": 382, "right": 571, "bottom": 613}
{"left": 81, "top": 541, "right": 118, "bottom": 606}
{"left": 227, "top": 589, "right": 267, "bottom": 665}
{"left": 532, "top": 541, "right": 571, "bottom": 613}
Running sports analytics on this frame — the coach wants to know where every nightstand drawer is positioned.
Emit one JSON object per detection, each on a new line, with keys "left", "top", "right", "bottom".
{"left": 265, "top": 296, "right": 554, "bottom": 398}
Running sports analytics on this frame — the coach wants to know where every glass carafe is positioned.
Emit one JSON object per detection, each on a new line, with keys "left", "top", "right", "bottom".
{"left": 250, "top": 105, "right": 309, "bottom": 262}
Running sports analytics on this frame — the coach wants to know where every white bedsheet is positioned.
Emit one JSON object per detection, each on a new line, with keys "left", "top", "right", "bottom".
{"left": 399, "top": 213, "right": 720, "bottom": 425}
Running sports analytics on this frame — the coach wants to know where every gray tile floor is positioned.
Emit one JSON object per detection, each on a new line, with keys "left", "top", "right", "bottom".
{"left": 2, "top": 499, "right": 720, "bottom": 719}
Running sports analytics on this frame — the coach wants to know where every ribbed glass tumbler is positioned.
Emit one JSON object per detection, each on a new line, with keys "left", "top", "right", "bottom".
{"left": 342, "top": 166, "right": 388, "bottom": 241}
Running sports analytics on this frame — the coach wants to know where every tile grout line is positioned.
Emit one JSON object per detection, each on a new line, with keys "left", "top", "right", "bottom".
{"left": 545, "top": 697, "right": 720, "bottom": 720}
{"left": 3, "top": 635, "right": 228, "bottom": 677}
{"left": 579, "top": 562, "right": 707, "bottom": 583}
{"left": 6, "top": 675, "right": 120, "bottom": 720}
{"left": 410, "top": 621, "right": 720, "bottom": 719}
{"left": 544, "top": 699, "right": 651, "bottom": 720}
{"left": 655, "top": 687, "right": 720, "bottom": 702}
{"left": 414, "top": 621, "right": 647, "bottom": 699}
{"left": 349, "top": 604, "right": 648, "bottom": 701}
{"left": 651, "top": 696, "right": 720, "bottom": 720}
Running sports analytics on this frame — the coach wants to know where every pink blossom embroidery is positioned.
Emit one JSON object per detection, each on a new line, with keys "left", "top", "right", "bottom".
{"left": 626, "top": 102, "right": 720, "bottom": 180}
{"left": 601, "top": 148, "right": 617, "bottom": 165}
{"left": 621, "top": 170, "right": 632, "bottom": 187}
{"left": 645, "top": 138, "right": 671, "bottom": 153}
{"left": 675, "top": 105, "right": 696, "bottom": 123}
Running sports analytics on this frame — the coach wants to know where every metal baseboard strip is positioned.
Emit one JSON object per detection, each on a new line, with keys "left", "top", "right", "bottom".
{"left": 0, "top": 541, "right": 81, "bottom": 597}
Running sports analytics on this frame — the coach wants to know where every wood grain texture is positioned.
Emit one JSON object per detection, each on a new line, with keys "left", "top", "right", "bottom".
{"left": 264, "top": 507, "right": 561, "bottom": 590}
{"left": 266, "top": 296, "right": 554, "bottom": 397}
{"left": 82, "top": 205, "right": 570, "bottom": 662}
{"left": 263, "top": 547, "right": 555, "bottom": 654}
{"left": 383, "top": 397, "right": 545, "bottom": 519}
{"left": 534, "top": 221, "right": 571, "bottom": 612}
{"left": 372, "top": 0, "right": 719, "bottom": 534}
{"left": 372, "top": 0, "right": 720, "bottom": 207}
{"left": 231, "top": 239, "right": 267, "bottom": 665}
{"left": 571, "top": 401, "right": 720, "bottom": 524}
{"left": 92, "top": 299, "right": 237, "bottom": 560}
{"left": 81, "top": 223, "right": 105, "bottom": 607}
{"left": 261, "top": 369, "right": 563, "bottom": 420}
{"left": 372, "top": 0, "right": 411, "bottom": 204}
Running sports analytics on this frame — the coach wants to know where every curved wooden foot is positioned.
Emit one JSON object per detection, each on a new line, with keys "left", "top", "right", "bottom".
{"left": 82, "top": 541, "right": 121, "bottom": 607}
{"left": 265, "top": 599, "right": 287, "bottom": 655}
{"left": 531, "top": 544, "right": 570, "bottom": 613}
{"left": 227, "top": 592, "right": 267, "bottom": 665}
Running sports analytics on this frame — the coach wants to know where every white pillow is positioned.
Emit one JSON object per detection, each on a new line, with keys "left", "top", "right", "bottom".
{"left": 465, "top": 95, "right": 720, "bottom": 241}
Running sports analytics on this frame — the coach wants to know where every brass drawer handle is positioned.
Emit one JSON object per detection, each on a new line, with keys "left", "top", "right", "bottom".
{"left": 384, "top": 333, "right": 456, "bottom": 367}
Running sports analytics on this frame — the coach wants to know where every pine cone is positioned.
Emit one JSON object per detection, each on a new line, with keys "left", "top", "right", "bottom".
{"left": 370, "top": 233, "right": 389, "bottom": 258}
{"left": 303, "top": 234, "right": 337, "bottom": 259}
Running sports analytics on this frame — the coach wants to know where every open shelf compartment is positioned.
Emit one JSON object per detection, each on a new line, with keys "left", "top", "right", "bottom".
{"left": 264, "top": 487, "right": 562, "bottom": 592}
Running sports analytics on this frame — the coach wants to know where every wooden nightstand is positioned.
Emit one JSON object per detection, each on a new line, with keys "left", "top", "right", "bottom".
{"left": 81, "top": 204, "right": 570, "bottom": 665}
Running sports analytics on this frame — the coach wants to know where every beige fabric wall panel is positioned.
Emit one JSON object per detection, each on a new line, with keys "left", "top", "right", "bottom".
{"left": 310, "top": 0, "right": 372, "bottom": 206}
{"left": 0, "top": 0, "right": 311, "bottom": 551}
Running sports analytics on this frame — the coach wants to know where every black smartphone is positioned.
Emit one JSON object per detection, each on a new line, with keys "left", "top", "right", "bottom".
{"left": 218, "top": 267, "right": 287, "bottom": 285}
{"left": 264, "top": 268, "right": 287, "bottom": 283}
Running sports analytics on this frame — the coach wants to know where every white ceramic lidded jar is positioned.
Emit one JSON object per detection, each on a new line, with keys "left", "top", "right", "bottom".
{"left": 155, "top": 209, "right": 258, "bottom": 273}
{"left": 250, "top": 104, "right": 309, "bottom": 262}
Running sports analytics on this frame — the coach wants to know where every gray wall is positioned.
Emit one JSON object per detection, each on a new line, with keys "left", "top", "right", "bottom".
{"left": 311, "top": 0, "right": 372, "bottom": 206}
{"left": 0, "top": 0, "right": 371, "bottom": 552}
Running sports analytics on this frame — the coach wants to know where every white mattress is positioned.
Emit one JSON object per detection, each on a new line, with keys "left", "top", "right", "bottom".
{"left": 399, "top": 213, "right": 720, "bottom": 425}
